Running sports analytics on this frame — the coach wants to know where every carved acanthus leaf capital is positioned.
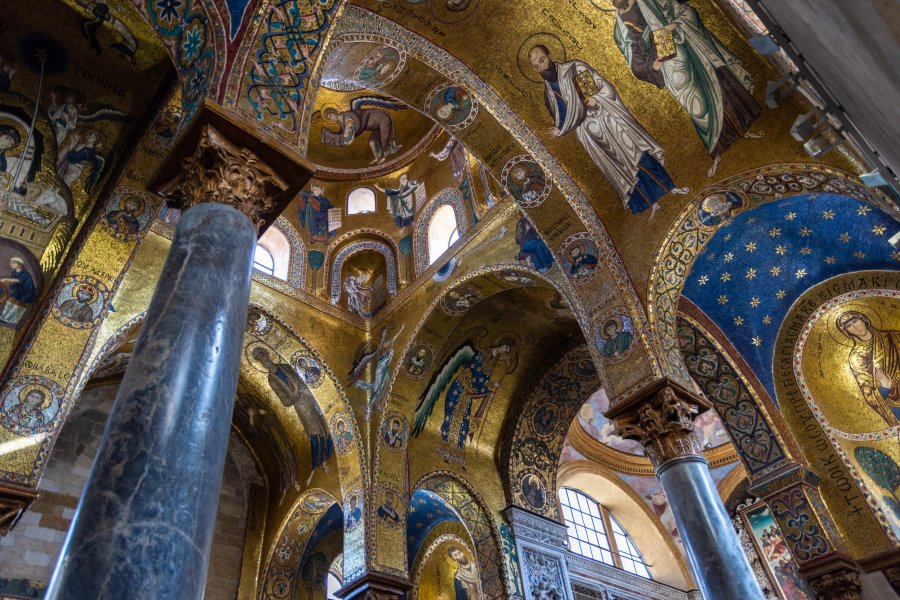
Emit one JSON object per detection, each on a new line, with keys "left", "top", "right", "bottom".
{"left": 614, "top": 386, "right": 703, "bottom": 469}
{"left": 808, "top": 568, "right": 863, "bottom": 600}
{"left": 159, "top": 124, "right": 288, "bottom": 232}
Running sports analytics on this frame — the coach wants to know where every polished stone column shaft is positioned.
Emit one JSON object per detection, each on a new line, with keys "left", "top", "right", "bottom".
{"left": 657, "top": 455, "right": 764, "bottom": 600}
{"left": 614, "top": 386, "right": 764, "bottom": 600}
{"left": 46, "top": 203, "right": 256, "bottom": 600}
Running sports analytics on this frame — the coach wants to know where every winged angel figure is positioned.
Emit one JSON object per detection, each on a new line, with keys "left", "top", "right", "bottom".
{"left": 412, "top": 335, "right": 518, "bottom": 466}
{"left": 321, "top": 95, "right": 406, "bottom": 164}
{"left": 348, "top": 323, "right": 405, "bottom": 418}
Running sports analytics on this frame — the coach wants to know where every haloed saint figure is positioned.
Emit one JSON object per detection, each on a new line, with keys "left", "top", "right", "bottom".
{"left": 447, "top": 546, "right": 481, "bottom": 600}
{"left": 837, "top": 310, "right": 900, "bottom": 427}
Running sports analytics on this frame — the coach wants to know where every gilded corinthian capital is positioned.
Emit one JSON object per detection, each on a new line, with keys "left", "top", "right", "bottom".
{"left": 159, "top": 125, "right": 286, "bottom": 232}
{"left": 613, "top": 385, "right": 704, "bottom": 469}
{"left": 149, "top": 101, "right": 312, "bottom": 234}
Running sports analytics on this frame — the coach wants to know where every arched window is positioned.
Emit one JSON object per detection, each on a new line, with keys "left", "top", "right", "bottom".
{"left": 253, "top": 244, "right": 275, "bottom": 276}
{"left": 347, "top": 187, "right": 377, "bottom": 214}
{"left": 255, "top": 226, "right": 291, "bottom": 280}
{"left": 427, "top": 204, "right": 460, "bottom": 265}
{"left": 326, "top": 573, "right": 341, "bottom": 600}
{"left": 559, "top": 487, "right": 652, "bottom": 579}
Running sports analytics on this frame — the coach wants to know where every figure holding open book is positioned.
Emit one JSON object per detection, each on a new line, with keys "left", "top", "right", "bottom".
{"left": 528, "top": 44, "right": 688, "bottom": 218}
{"left": 609, "top": 0, "right": 762, "bottom": 177}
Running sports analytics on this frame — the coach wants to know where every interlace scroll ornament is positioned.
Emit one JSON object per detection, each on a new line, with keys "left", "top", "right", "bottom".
{"left": 158, "top": 124, "right": 288, "bottom": 232}
{"left": 767, "top": 488, "right": 830, "bottom": 563}
{"left": 615, "top": 386, "right": 703, "bottom": 469}
{"left": 808, "top": 569, "right": 863, "bottom": 600}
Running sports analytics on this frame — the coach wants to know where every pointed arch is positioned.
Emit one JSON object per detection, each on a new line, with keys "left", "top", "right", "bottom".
{"left": 499, "top": 344, "right": 601, "bottom": 520}
{"left": 414, "top": 471, "right": 513, "bottom": 600}
{"left": 243, "top": 304, "right": 369, "bottom": 583}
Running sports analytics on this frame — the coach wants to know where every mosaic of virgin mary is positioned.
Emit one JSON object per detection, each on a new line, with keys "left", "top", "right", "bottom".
{"left": 837, "top": 310, "right": 900, "bottom": 428}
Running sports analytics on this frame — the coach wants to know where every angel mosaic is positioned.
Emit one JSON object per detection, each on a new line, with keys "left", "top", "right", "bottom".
{"left": 47, "top": 86, "right": 130, "bottom": 147}
{"left": 412, "top": 333, "right": 519, "bottom": 466}
{"left": 251, "top": 346, "right": 333, "bottom": 482}
{"left": 594, "top": 315, "right": 634, "bottom": 360}
{"left": 348, "top": 323, "right": 405, "bottom": 417}
{"left": 321, "top": 95, "right": 406, "bottom": 164}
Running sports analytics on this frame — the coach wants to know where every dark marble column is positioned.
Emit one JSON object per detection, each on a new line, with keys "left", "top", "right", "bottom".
{"left": 45, "top": 203, "right": 256, "bottom": 600}
{"left": 614, "top": 384, "right": 765, "bottom": 600}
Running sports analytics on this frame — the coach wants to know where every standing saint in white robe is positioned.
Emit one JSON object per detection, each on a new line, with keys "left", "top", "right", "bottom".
{"left": 529, "top": 46, "right": 687, "bottom": 218}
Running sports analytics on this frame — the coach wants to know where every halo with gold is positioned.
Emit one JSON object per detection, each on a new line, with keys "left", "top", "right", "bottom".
{"left": 517, "top": 33, "right": 567, "bottom": 83}
{"left": 826, "top": 301, "right": 883, "bottom": 348}
{"left": 18, "top": 383, "right": 53, "bottom": 410}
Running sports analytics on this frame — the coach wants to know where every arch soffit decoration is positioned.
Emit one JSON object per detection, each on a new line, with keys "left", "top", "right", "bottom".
{"left": 259, "top": 489, "right": 341, "bottom": 600}
{"left": 414, "top": 188, "right": 469, "bottom": 276}
{"left": 243, "top": 304, "right": 370, "bottom": 582}
{"left": 648, "top": 163, "right": 893, "bottom": 384}
{"left": 501, "top": 343, "right": 602, "bottom": 521}
{"left": 772, "top": 271, "right": 900, "bottom": 554}
{"left": 409, "top": 518, "right": 477, "bottom": 576}
{"left": 674, "top": 311, "right": 791, "bottom": 479}
{"left": 414, "top": 470, "right": 512, "bottom": 600}
{"left": 380, "top": 263, "right": 572, "bottom": 438}
{"left": 369, "top": 264, "right": 571, "bottom": 583}
{"left": 557, "top": 460, "right": 693, "bottom": 591}
{"left": 410, "top": 533, "right": 479, "bottom": 600}
{"left": 304, "top": 6, "right": 665, "bottom": 403}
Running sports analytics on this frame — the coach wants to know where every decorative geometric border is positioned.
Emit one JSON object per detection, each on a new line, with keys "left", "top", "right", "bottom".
{"left": 414, "top": 188, "right": 469, "bottom": 275}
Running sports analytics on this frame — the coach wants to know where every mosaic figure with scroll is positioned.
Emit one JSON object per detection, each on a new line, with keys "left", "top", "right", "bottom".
{"left": 321, "top": 95, "right": 406, "bottom": 164}
{"left": 609, "top": 0, "right": 762, "bottom": 177}
{"left": 837, "top": 310, "right": 900, "bottom": 427}
{"left": 529, "top": 45, "right": 687, "bottom": 218}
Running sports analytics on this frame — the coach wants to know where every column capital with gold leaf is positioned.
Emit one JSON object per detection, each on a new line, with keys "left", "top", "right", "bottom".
{"left": 607, "top": 378, "right": 708, "bottom": 471}
{"left": 149, "top": 101, "right": 313, "bottom": 234}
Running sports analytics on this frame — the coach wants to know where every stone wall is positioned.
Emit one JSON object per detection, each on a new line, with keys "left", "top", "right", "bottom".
{"left": 204, "top": 433, "right": 258, "bottom": 600}
{"left": 0, "top": 385, "right": 257, "bottom": 600}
